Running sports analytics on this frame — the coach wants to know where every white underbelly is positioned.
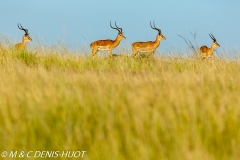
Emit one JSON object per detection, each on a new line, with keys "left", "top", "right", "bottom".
{"left": 138, "top": 49, "right": 155, "bottom": 53}
{"left": 98, "top": 47, "right": 109, "bottom": 51}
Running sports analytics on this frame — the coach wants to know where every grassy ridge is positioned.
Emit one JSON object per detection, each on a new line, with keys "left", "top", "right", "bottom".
{"left": 0, "top": 46, "right": 240, "bottom": 160}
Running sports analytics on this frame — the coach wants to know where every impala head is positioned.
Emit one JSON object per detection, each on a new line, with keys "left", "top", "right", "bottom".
{"left": 110, "top": 21, "right": 126, "bottom": 40}
{"left": 209, "top": 33, "right": 220, "bottom": 47}
{"left": 150, "top": 21, "right": 166, "bottom": 40}
{"left": 18, "top": 23, "right": 32, "bottom": 42}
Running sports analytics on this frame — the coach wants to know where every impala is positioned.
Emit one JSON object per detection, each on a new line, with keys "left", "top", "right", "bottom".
{"left": 89, "top": 21, "right": 126, "bottom": 58}
{"left": 200, "top": 34, "right": 220, "bottom": 60}
{"left": 15, "top": 23, "right": 32, "bottom": 50}
{"left": 131, "top": 21, "right": 166, "bottom": 57}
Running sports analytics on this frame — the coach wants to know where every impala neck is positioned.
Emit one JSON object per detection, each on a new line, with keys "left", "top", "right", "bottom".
{"left": 210, "top": 42, "right": 215, "bottom": 53}
{"left": 21, "top": 36, "right": 27, "bottom": 48}
{"left": 154, "top": 35, "right": 161, "bottom": 47}
{"left": 113, "top": 35, "right": 122, "bottom": 47}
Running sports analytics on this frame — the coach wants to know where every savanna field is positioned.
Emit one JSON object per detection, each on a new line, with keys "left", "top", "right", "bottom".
{"left": 1, "top": 41, "right": 240, "bottom": 160}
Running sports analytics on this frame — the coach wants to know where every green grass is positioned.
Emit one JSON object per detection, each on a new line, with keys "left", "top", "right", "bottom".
{"left": 0, "top": 45, "right": 240, "bottom": 160}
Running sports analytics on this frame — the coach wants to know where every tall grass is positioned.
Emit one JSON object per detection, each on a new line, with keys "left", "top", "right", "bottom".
{"left": 0, "top": 42, "right": 240, "bottom": 160}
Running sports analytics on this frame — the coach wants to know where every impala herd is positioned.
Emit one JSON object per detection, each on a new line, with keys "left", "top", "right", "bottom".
{"left": 13, "top": 22, "right": 220, "bottom": 60}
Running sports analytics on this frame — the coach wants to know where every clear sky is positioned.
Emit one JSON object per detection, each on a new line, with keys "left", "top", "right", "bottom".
{"left": 0, "top": 0, "right": 239, "bottom": 53}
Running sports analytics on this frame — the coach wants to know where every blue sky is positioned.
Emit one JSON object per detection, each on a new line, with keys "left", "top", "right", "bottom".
{"left": 0, "top": 1, "right": 239, "bottom": 52}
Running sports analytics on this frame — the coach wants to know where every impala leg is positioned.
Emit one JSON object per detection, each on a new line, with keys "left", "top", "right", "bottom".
{"left": 149, "top": 51, "right": 155, "bottom": 58}
{"left": 201, "top": 54, "right": 206, "bottom": 61}
{"left": 89, "top": 48, "right": 98, "bottom": 58}
{"left": 131, "top": 48, "right": 138, "bottom": 57}
{"left": 208, "top": 56, "right": 212, "bottom": 60}
{"left": 207, "top": 56, "right": 213, "bottom": 62}
{"left": 108, "top": 49, "right": 113, "bottom": 58}
{"left": 131, "top": 51, "right": 138, "bottom": 57}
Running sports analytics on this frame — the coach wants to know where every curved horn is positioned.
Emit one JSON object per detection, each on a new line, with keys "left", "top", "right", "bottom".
{"left": 209, "top": 34, "right": 216, "bottom": 42}
{"left": 114, "top": 22, "right": 122, "bottom": 33}
{"left": 150, "top": 21, "right": 161, "bottom": 35}
{"left": 18, "top": 23, "right": 29, "bottom": 35}
{"left": 110, "top": 21, "right": 118, "bottom": 31}
{"left": 110, "top": 21, "right": 122, "bottom": 33}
